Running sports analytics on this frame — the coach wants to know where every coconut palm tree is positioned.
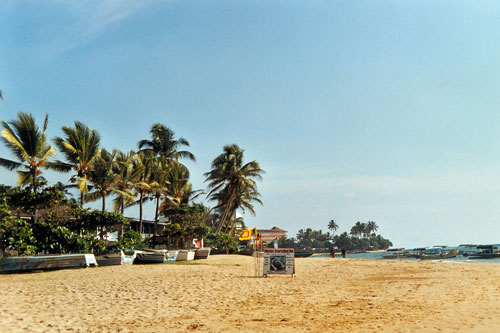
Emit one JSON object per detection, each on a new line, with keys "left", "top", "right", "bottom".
{"left": 205, "top": 144, "right": 264, "bottom": 234}
{"left": 51, "top": 121, "right": 101, "bottom": 206}
{"left": 0, "top": 112, "right": 56, "bottom": 192}
{"left": 366, "top": 221, "right": 378, "bottom": 237}
{"left": 328, "top": 219, "right": 339, "bottom": 236}
{"left": 138, "top": 123, "right": 196, "bottom": 229}
{"left": 85, "top": 149, "right": 117, "bottom": 212}
{"left": 163, "top": 162, "right": 194, "bottom": 206}
{"left": 112, "top": 150, "right": 140, "bottom": 215}
{"left": 148, "top": 156, "right": 171, "bottom": 234}
{"left": 350, "top": 221, "right": 365, "bottom": 238}
{"left": 131, "top": 150, "right": 156, "bottom": 234}
{"left": 138, "top": 123, "right": 196, "bottom": 163}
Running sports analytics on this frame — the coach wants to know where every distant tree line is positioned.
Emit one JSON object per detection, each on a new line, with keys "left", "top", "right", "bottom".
{"left": 278, "top": 219, "right": 392, "bottom": 252}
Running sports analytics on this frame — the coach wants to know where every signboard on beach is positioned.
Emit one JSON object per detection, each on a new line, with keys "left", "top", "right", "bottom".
{"left": 262, "top": 248, "right": 295, "bottom": 277}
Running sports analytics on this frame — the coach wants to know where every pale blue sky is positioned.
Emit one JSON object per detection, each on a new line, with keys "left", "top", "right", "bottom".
{"left": 2, "top": 1, "right": 500, "bottom": 247}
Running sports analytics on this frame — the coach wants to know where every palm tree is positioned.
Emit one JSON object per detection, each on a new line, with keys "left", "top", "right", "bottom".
{"left": 131, "top": 150, "right": 155, "bottom": 234}
{"left": 51, "top": 121, "right": 101, "bottom": 206}
{"left": 366, "top": 221, "right": 378, "bottom": 237}
{"left": 138, "top": 123, "right": 196, "bottom": 162}
{"left": 328, "top": 219, "right": 339, "bottom": 235}
{"left": 163, "top": 162, "right": 195, "bottom": 206}
{"left": 350, "top": 221, "right": 365, "bottom": 238}
{"left": 86, "top": 149, "right": 117, "bottom": 212}
{"left": 112, "top": 150, "right": 140, "bottom": 216}
{"left": 205, "top": 144, "right": 264, "bottom": 234}
{"left": 0, "top": 112, "right": 56, "bottom": 192}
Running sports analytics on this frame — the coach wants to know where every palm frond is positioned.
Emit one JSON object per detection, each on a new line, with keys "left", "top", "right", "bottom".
{"left": 0, "top": 157, "right": 21, "bottom": 170}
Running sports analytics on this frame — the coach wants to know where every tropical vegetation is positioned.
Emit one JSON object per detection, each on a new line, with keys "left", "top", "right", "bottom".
{"left": 0, "top": 112, "right": 264, "bottom": 255}
{"left": 278, "top": 220, "right": 392, "bottom": 252}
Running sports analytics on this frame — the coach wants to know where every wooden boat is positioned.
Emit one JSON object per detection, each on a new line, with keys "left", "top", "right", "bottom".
{"left": 132, "top": 249, "right": 167, "bottom": 264}
{"left": 176, "top": 249, "right": 195, "bottom": 261}
{"left": 419, "top": 249, "right": 458, "bottom": 260}
{"left": 294, "top": 252, "right": 313, "bottom": 258}
{"left": 0, "top": 254, "right": 97, "bottom": 274}
{"left": 167, "top": 250, "right": 178, "bottom": 262}
{"left": 467, "top": 244, "right": 500, "bottom": 259}
{"left": 383, "top": 250, "right": 418, "bottom": 259}
{"left": 95, "top": 251, "right": 135, "bottom": 266}
{"left": 194, "top": 247, "right": 211, "bottom": 259}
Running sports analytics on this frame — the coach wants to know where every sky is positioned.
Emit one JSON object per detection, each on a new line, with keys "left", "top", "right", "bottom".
{"left": 2, "top": 0, "right": 500, "bottom": 248}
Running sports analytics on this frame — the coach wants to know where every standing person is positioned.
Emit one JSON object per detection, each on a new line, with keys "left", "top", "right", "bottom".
{"left": 330, "top": 247, "right": 335, "bottom": 258}
{"left": 341, "top": 248, "right": 346, "bottom": 258}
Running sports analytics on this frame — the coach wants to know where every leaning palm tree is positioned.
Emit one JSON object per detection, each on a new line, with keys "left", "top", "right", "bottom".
{"left": 0, "top": 112, "right": 56, "bottom": 192}
{"left": 51, "top": 121, "right": 101, "bottom": 206}
{"left": 85, "top": 149, "right": 117, "bottom": 212}
{"left": 204, "top": 144, "right": 264, "bottom": 234}
{"left": 138, "top": 123, "right": 196, "bottom": 162}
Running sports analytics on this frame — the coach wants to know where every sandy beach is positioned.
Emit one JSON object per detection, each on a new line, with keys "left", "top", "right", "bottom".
{"left": 1, "top": 255, "right": 500, "bottom": 332}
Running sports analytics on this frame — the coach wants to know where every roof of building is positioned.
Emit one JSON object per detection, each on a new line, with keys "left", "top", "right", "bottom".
{"left": 257, "top": 226, "right": 287, "bottom": 233}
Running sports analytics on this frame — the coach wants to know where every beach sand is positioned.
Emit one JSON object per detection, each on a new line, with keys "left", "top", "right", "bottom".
{"left": 1, "top": 255, "right": 500, "bottom": 332}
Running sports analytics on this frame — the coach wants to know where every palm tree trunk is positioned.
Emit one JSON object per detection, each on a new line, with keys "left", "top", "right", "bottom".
{"left": 120, "top": 196, "right": 125, "bottom": 235}
{"left": 216, "top": 193, "right": 236, "bottom": 234}
{"left": 101, "top": 192, "right": 106, "bottom": 212}
{"left": 154, "top": 194, "right": 160, "bottom": 235}
{"left": 80, "top": 191, "right": 84, "bottom": 207}
{"left": 139, "top": 191, "right": 143, "bottom": 236}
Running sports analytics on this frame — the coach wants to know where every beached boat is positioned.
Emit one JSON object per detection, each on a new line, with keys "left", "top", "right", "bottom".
{"left": 167, "top": 250, "right": 178, "bottom": 262}
{"left": 194, "top": 247, "right": 211, "bottom": 259}
{"left": 295, "top": 252, "right": 313, "bottom": 258}
{"left": 419, "top": 249, "right": 458, "bottom": 260}
{"left": 95, "top": 251, "right": 136, "bottom": 266}
{"left": 383, "top": 251, "right": 416, "bottom": 259}
{"left": 467, "top": 244, "right": 500, "bottom": 259}
{"left": 176, "top": 249, "right": 195, "bottom": 261}
{"left": 0, "top": 254, "right": 97, "bottom": 274}
{"left": 132, "top": 249, "right": 167, "bottom": 264}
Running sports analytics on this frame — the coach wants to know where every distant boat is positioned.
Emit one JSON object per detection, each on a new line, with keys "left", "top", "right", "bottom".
{"left": 0, "top": 254, "right": 97, "bottom": 273}
{"left": 383, "top": 251, "right": 417, "bottom": 259}
{"left": 467, "top": 244, "right": 500, "bottom": 259}
{"left": 95, "top": 251, "right": 135, "bottom": 266}
{"left": 419, "top": 249, "right": 458, "bottom": 260}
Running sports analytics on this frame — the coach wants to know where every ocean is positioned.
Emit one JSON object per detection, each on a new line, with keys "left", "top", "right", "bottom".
{"left": 313, "top": 251, "right": 500, "bottom": 264}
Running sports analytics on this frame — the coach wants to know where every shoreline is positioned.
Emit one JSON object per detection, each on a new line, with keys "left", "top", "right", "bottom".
{"left": 1, "top": 255, "right": 500, "bottom": 331}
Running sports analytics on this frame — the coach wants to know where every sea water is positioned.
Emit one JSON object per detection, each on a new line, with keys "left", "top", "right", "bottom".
{"left": 313, "top": 251, "right": 500, "bottom": 264}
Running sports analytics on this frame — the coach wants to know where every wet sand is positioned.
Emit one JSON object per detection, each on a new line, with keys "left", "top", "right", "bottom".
{"left": 1, "top": 255, "right": 500, "bottom": 332}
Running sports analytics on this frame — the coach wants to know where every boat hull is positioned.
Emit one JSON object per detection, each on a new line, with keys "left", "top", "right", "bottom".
{"left": 176, "top": 250, "right": 195, "bottom": 261}
{"left": 194, "top": 248, "right": 211, "bottom": 259}
{"left": 0, "top": 254, "right": 97, "bottom": 274}
{"left": 96, "top": 251, "right": 135, "bottom": 266}
{"left": 467, "top": 253, "right": 500, "bottom": 259}
{"left": 419, "top": 251, "right": 458, "bottom": 260}
{"left": 133, "top": 250, "right": 167, "bottom": 264}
